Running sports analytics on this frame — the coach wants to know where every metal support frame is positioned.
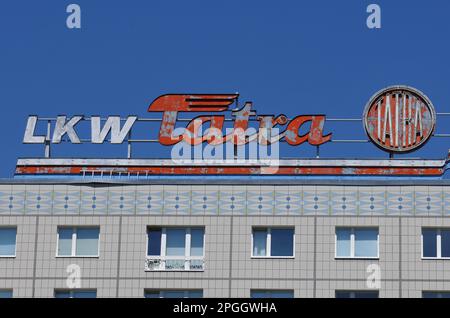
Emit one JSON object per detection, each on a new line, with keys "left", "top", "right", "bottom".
{"left": 127, "top": 130, "right": 132, "bottom": 159}
{"left": 44, "top": 120, "right": 51, "bottom": 158}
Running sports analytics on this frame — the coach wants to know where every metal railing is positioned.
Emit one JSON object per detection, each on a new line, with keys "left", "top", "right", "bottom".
{"left": 31, "top": 112, "right": 450, "bottom": 161}
{"left": 144, "top": 257, "right": 205, "bottom": 271}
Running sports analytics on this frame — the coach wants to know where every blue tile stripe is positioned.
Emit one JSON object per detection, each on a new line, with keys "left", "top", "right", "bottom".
{"left": 0, "top": 185, "right": 449, "bottom": 216}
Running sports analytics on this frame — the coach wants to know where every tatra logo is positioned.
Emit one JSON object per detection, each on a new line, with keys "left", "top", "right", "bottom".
{"left": 363, "top": 86, "right": 436, "bottom": 153}
{"left": 147, "top": 94, "right": 331, "bottom": 146}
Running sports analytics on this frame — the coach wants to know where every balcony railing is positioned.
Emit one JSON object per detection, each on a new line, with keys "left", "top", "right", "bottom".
{"left": 145, "top": 257, "right": 205, "bottom": 271}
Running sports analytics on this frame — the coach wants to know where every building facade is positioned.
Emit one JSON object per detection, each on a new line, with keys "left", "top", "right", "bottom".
{"left": 1, "top": 178, "right": 450, "bottom": 298}
{"left": 2, "top": 87, "right": 450, "bottom": 298}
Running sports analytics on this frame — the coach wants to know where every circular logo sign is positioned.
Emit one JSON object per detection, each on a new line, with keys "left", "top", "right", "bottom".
{"left": 363, "top": 86, "right": 436, "bottom": 153}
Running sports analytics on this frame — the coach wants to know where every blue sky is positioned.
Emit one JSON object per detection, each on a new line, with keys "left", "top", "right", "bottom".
{"left": 1, "top": 0, "right": 450, "bottom": 177}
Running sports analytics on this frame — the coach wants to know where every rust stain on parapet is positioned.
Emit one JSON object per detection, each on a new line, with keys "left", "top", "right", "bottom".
{"left": 15, "top": 164, "right": 445, "bottom": 177}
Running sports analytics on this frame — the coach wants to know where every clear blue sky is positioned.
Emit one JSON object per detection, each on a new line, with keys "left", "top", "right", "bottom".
{"left": 1, "top": 0, "right": 450, "bottom": 177}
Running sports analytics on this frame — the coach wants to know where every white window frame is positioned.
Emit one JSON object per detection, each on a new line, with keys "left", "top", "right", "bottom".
{"left": 0, "top": 227, "right": 17, "bottom": 258}
{"left": 144, "top": 289, "right": 203, "bottom": 298}
{"left": 54, "top": 289, "right": 97, "bottom": 298}
{"left": 335, "top": 227, "right": 379, "bottom": 259}
{"left": 421, "top": 228, "right": 450, "bottom": 260}
{"left": 145, "top": 227, "right": 205, "bottom": 271}
{"left": 56, "top": 226, "right": 100, "bottom": 258}
{"left": 251, "top": 227, "right": 295, "bottom": 259}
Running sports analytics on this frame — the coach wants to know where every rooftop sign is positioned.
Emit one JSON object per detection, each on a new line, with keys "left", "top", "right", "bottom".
{"left": 21, "top": 85, "right": 441, "bottom": 161}
{"left": 16, "top": 85, "right": 450, "bottom": 178}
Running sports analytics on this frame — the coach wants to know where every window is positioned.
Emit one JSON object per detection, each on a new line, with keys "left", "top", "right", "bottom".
{"left": 422, "top": 228, "right": 450, "bottom": 259}
{"left": 252, "top": 228, "right": 294, "bottom": 257}
{"left": 54, "top": 289, "right": 97, "bottom": 298}
{"left": 251, "top": 290, "right": 294, "bottom": 298}
{"left": 336, "top": 227, "right": 378, "bottom": 259}
{"left": 335, "top": 291, "right": 379, "bottom": 298}
{"left": 0, "top": 227, "right": 17, "bottom": 257}
{"left": 146, "top": 227, "right": 204, "bottom": 271}
{"left": 144, "top": 290, "right": 203, "bottom": 298}
{"left": 422, "top": 291, "right": 450, "bottom": 298}
{"left": 57, "top": 227, "right": 100, "bottom": 257}
{"left": 0, "top": 289, "right": 13, "bottom": 298}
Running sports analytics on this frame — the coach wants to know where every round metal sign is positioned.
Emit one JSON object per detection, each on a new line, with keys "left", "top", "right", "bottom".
{"left": 363, "top": 86, "right": 436, "bottom": 153}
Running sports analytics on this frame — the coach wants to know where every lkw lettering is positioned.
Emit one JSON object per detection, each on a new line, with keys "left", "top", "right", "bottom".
{"left": 24, "top": 115, "right": 137, "bottom": 144}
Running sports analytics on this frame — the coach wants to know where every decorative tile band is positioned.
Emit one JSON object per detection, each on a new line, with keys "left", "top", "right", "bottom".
{"left": 0, "top": 184, "right": 449, "bottom": 216}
